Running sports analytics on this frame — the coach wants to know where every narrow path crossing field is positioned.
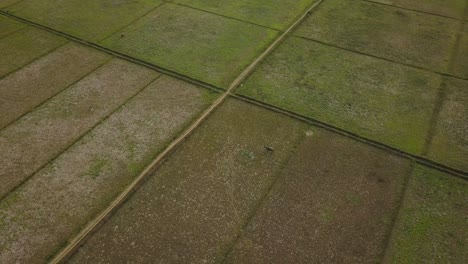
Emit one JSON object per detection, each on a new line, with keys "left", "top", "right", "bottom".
{"left": 294, "top": 0, "right": 461, "bottom": 74}
{"left": 68, "top": 99, "right": 414, "bottom": 263}
{"left": 0, "top": 75, "right": 215, "bottom": 263}
{"left": 68, "top": 99, "right": 308, "bottom": 263}
{"left": 0, "top": 0, "right": 466, "bottom": 263}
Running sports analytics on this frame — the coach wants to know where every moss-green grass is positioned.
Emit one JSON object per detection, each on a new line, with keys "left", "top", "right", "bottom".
{"left": 294, "top": 0, "right": 459, "bottom": 73}
{"left": 167, "top": 0, "right": 317, "bottom": 30}
{"left": 0, "top": 26, "right": 67, "bottom": 77}
{"left": 385, "top": 165, "right": 467, "bottom": 263}
{"left": 0, "top": 15, "right": 26, "bottom": 38}
{"left": 370, "top": 0, "right": 467, "bottom": 19}
{"left": 452, "top": 22, "right": 468, "bottom": 79}
{"left": 100, "top": 3, "right": 278, "bottom": 88}
{"left": 4, "top": 0, "right": 163, "bottom": 42}
{"left": 0, "top": 0, "right": 21, "bottom": 8}
{"left": 428, "top": 78, "right": 468, "bottom": 172}
{"left": 237, "top": 37, "right": 440, "bottom": 155}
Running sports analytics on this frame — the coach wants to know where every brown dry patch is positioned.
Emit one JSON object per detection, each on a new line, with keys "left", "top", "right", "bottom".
{"left": 0, "top": 75, "right": 213, "bottom": 263}
{"left": 68, "top": 99, "right": 308, "bottom": 263}
{"left": 0, "top": 58, "right": 158, "bottom": 198}
{"left": 0, "top": 42, "right": 110, "bottom": 129}
{"left": 0, "top": 26, "right": 67, "bottom": 77}
{"left": 226, "top": 129, "right": 412, "bottom": 263}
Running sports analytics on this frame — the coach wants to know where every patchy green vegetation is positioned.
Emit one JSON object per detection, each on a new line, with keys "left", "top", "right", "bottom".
{"left": 385, "top": 165, "right": 467, "bottom": 263}
{"left": 68, "top": 99, "right": 308, "bottom": 263}
{"left": 370, "top": 0, "right": 467, "bottom": 19}
{"left": 0, "top": 0, "right": 466, "bottom": 262}
{"left": 452, "top": 22, "right": 468, "bottom": 79}
{"left": 294, "top": 0, "right": 459, "bottom": 73}
{"left": 428, "top": 78, "right": 468, "bottom": 172}
{"left": 0, "top": 74, "right": 215, "bottom": 263}
{"left": 0, "top": 42, "right": 110, "bottom": 129}
{"left": 0, "top": 15, "right": 26, "bottom": 37}
{"left": 0, "top": 59, "right": 158, "bottom": 199}
{"left": 0, "top": 0, "right": 21, "bottom": 8}
{"left": 168, "top": 0, "right": 317, "bottom": 30}
{"left": 0, "top": 27, "right": 67, "bottom": 77}
{"left": 226, "top": 130, "right": 411, "bottom": 263}
{"left": 4, "top": 0, "right": 163, "bottom": 42}
{"left": 101, "top": 3, "right": 278, "bottom": 88}
{"left": 237, "top": 37, "right": 440, "bottom": 154}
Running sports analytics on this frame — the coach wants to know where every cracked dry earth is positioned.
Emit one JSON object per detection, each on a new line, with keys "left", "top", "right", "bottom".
{"left": 0, "top": 0, "right": 467, "bottom": 263}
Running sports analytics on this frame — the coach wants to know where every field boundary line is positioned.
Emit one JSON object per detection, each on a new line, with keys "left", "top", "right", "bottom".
{"left": 232, "top": 94, "right": 468, "bottom": 180}
{"left": 0, "top": 36, "right": 69, "bottom": 80}
{"left": 0, "top": 10, "right": 225, "bottom": 93}
{"left": 48, "top": 0, "right": 326, "bottom": 262}
{"left": 422, "top": 12, "right": 466, "bottom": 156}
{"left": 4, "top": 3, "right": 468, "bottom": 179}
{"left": 0, "top": 57, "right": 115, "bottom": 202}
{"left": 380, "top": 162, "right": 416, "bottom": 262}
{"left": 293, "top": 35, "right": 468, "bottom": 81}
{"left": 161, "top": 0, "right": 279, "bottom": 31}
{"left": 0, "top": 52, "right": 112, "bottom": 132}
{"left": 362, "top": 0, "right": 468, "bottom": 22}
{"left": 0, "top": 18, "right": 28, "bottom": 40}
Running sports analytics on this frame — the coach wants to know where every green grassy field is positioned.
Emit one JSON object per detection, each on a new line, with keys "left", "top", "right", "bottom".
{"left": 0, "top": 0, "right": 466, "bottom": 262}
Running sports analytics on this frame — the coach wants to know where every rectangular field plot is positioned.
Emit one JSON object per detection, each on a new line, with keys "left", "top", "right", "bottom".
{"left": 370, "top": 0, "right": 467, "bottom": 19}
{"left": 226, "top": 130, "right": 411, "bottom": 263}
{"left": 0, "top": 59, "right": 158, "bottom": 199}
{"left": 168, "top": 0, "right": 317, "bottom": 30}
{"left": 0, "top": 42, "right": 110, "bottom": 129}
{"left": 0, "top": 26, "right": 67, "bottom": 77}
{"left": 0, "top": 15, "right": 26, "bottom": 38}
{"left": 428, "top": 78, "right": 468, "bottom": 172}
{"left": 69, "top": 99, "right": 413, "bottom": 263}
{"left": 294, "top": 0, "right": 460, "bottom": 73}
{"left": 237, "top": 37, "right": 440, "bottom": 155}
{"left": 3, "top": 0, "right": 163, "bottom": 42}
{"left": 385, "top": 165, "right": 468, "bottom": 263}
{"left": 100, "top": 3, "right": 278, "bottom": 88}
{"left": 68, "top": 99, "right": 308, "bottom": 263}
{"left": 0, "top": 75, "right": 216, "bottom": 263}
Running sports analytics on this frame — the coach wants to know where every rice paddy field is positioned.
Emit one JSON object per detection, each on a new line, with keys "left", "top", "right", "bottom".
{"left": 0, "top": 0, "right": 467, "bottom": 263}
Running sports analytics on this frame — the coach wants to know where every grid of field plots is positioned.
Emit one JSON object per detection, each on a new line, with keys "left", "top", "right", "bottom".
{"left": 0, "top": 0, "right": 467, "bottom": 263}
